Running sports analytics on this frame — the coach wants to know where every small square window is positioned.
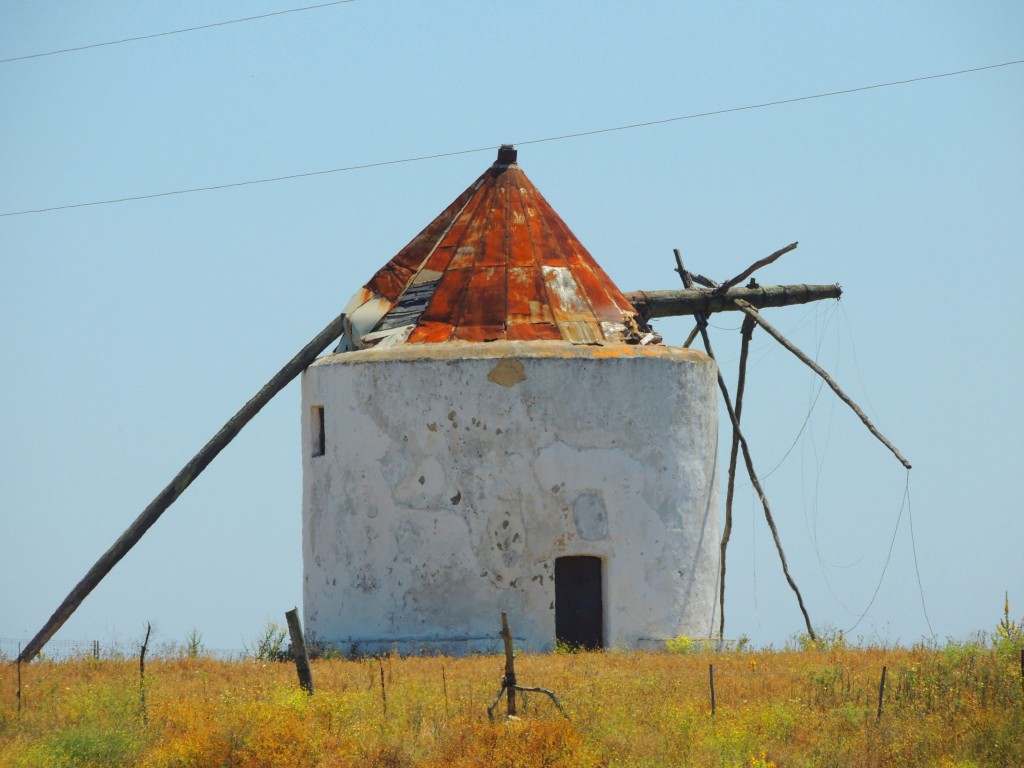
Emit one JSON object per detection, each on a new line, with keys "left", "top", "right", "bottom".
{"left": 311, "top": 405, "right": 325, "bottom": 457}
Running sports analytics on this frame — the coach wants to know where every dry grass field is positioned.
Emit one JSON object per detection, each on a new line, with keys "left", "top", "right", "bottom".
{"left": 2, "top": 625, "right": 1022, "bottom": 768}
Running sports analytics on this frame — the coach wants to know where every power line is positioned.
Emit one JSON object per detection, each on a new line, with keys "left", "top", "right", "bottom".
{"left": 518, "top": 58, "right": 1023, "bottom": 147}
{"left": 2, "top": 58, "right": 1021, "bottom": 219}
{"left": 2, "top": 146, "right": 494, "bottom": 218}
{"left": 0, "top": 0, "right": 356, "bottom": 65}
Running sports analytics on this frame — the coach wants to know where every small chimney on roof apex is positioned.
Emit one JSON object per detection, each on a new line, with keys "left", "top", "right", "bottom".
{"left": 496, "top": 144, "right": 517, "bottom": 165}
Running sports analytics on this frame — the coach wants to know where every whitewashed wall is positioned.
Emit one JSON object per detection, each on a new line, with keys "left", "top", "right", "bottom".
{"left": 301, "top": 341, "right": 719, "bottom": 654}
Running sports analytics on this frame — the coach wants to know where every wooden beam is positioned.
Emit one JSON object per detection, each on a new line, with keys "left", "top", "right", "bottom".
{"left": 731, "top": 299, "right": 912, "bottom": 470}
{"left": 16, "top": 312, "right": 349, "bottom": 663}
{"left": 626, "top": 283, "right": 841, "bottom": 319}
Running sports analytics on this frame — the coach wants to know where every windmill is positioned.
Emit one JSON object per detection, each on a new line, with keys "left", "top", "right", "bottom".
{"left": 16, "top": 146, "right": 906, "bottom": 662}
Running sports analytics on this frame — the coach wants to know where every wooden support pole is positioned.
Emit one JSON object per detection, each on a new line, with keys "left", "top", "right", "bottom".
{"left": 731, "top": 299, "right": 911, "bottom": 469}
{"left": 285, "top": 608, "right": 313, "bottom": 695}
{"left": 16, "top": 312, "right": 349, "bottom": 664}
{"left": 501, "top": 612, "right": 517, "bottom": 717}
{"left": 682, "top": 323, "right": 700, "bottom": 349}
{"left": 674, "top": 250, "right": 817, "bottom": 641}
{"left": 719, "top": 315, "right": 755, "bottom": 638}
{"left": 721, "top": 364, "right": 817, "bottom": 640}
{"left": 714, "top": 242, "right": 799, "bottom": 294}
{"left": 626, "top": 283, "right": 841, "bottom": 320}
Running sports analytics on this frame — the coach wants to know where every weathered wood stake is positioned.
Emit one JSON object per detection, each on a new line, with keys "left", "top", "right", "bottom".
{"left": 379, "top": 660, "right": 387, "bottom": 716}
{"left": 139, "top": 623, "right": 151, "bottom": 680}
{"left": 487, "top": 613, "right": 569, "bottom": 721}
{"left": 709, "top": 663, "right": 716, "bottom": 716}
{"left": 877, "top": 665, "right": 887, "bottom": 720}
{"left": 16, "top": 643, "right": 21, "bottom": 714}
{"left": 442, "top": 664, "right": 449, "bottom": 718}
{"left": 501, "top": 612, "right": 517, "bottom": 717}
{"left": 285, "top": 608, "right": 313, "bottom": 695}
{"left": 17, "top": 312, "right": 349, "bottom": 663}
{"left": 139, "top": 622, "right": 151, "bottom": 723}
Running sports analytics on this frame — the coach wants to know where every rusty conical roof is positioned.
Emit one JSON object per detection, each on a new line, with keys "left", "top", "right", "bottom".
{"left": 340, "top": 146, "right": 655, "bottom": 350}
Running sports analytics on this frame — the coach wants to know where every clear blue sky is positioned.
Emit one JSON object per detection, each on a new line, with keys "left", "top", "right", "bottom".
{"left": 2, "top": 1, "right": 1021, "bottom": 654}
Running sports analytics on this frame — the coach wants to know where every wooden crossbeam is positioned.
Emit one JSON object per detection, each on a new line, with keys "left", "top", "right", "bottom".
{"left": 626, "top": 283, "right": 841, "bottom": 319}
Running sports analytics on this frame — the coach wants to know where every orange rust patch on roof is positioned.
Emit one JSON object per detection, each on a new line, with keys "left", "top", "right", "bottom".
{"left": 342, "top": 148, "right": 657, "bottom": 350}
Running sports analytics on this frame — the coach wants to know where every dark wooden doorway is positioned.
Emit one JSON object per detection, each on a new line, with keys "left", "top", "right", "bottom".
{"left": 554, "top": 556, "right": 603, "bottom": 649}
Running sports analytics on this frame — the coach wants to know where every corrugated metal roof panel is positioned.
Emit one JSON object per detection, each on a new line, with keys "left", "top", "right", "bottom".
{"left": 340, "top": 146, "right": 656, "bottom": 350}
{"left": 456, "top": 266, "right": 507, "bottom": 335}
{"left": 506, "top": 321, "right": 563, "bottom": 341}
{"left": 406, "top": 321, "right": 454, "bottom": 344}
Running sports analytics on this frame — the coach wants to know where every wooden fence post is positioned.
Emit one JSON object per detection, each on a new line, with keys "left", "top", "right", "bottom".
{"left": 442, "top": 664, "right": 449, "bottom": 718}
{"left": 284, "top": 608, "right": 313, "bottom": 695}
{"left": 877, "top": 666, "right": 887, "bottom": 721}
{"left": 487, "top": 612, "right": 569, "bottom": 721}
{"left": 139, "top": 622, "right": 151, "bottom": 723}
{"left": 16, "top": 643, "right": 21, "bottom": 715}
{"left": 709, "top": 663, "right": 716, "bottom": 716}
{"left": 501, "top": 612, "right": 517, "bottom": 717}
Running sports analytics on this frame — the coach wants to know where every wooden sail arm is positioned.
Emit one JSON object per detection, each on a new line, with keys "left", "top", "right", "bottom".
{"left": 625, "top": 283, "right": 841, "bottom": 320}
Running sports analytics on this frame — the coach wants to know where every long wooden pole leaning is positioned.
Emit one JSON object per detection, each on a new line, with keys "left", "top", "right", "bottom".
{"left": 682, "top": 324, "right": 701, "bottom": 349}
{"left": 673, "top": 250, "right": 816, "bottom": 641}
{"left": 731, "top": 299, "right": 911, "bottom": 470}
{"left": 718, "top": 315, "right": 756, "bottom": 638}
{"left": 16, "top": 312, "right": 349, "bottom": 663}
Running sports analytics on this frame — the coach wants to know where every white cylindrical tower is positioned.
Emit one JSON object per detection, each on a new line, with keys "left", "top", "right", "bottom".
{"left": 302, "top": 147, "right": 719, "bottom": 654}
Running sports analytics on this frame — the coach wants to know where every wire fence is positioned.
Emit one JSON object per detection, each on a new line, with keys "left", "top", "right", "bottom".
{"left": 0, "top": 637, "right": 245, "bottom": 662}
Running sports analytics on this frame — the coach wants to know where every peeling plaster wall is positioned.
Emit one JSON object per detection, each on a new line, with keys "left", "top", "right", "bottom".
{"left": 301, "top": 341, "right": 719, "bottom": 653}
